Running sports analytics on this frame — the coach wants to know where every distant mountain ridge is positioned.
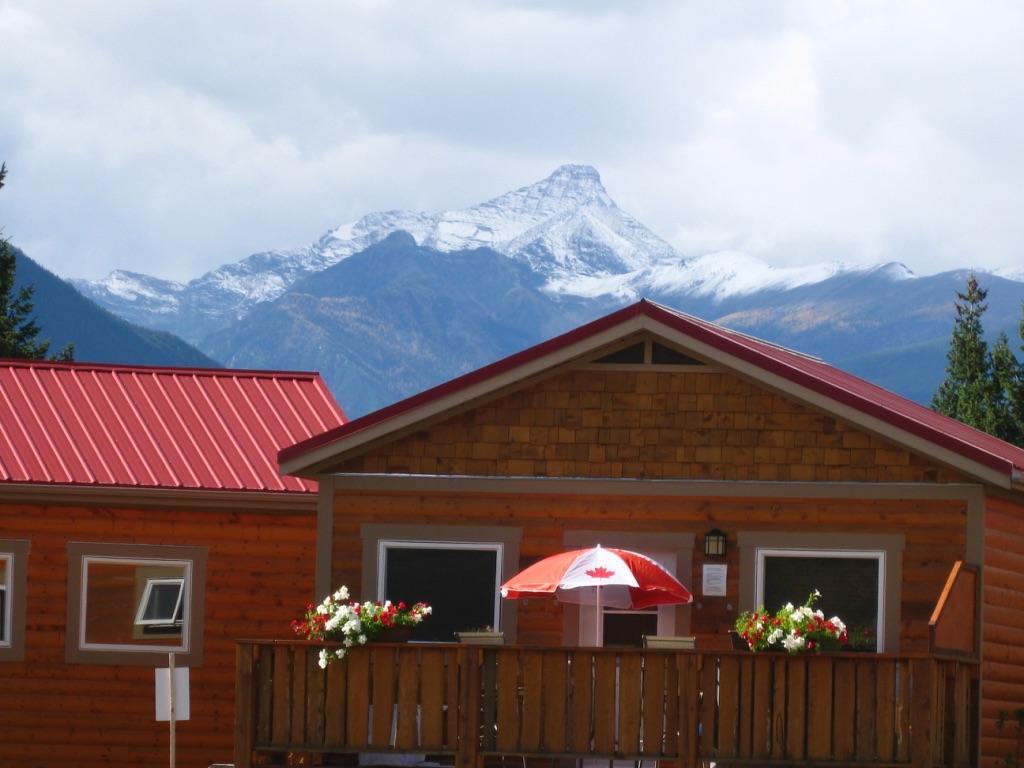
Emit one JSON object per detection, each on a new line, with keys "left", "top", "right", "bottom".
{"left": 12, "top": 248, "right": 218, "bottom": 369}
{"left": 68, "top": 164, "right": 1024, "bottom": 416}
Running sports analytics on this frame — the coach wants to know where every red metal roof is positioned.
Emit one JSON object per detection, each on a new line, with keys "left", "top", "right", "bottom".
{"left": 0, "top": 360, "right": 346, "bottom": 493}
{"left": 280, "top": 299, "right": 1024, "bottom": 486}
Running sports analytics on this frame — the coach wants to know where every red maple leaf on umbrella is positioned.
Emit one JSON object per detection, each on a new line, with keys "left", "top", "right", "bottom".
{"left": 585, "top": 566, "right": 615, "bottom": 579}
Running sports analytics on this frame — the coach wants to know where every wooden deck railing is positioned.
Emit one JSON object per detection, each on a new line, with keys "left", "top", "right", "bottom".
{"left": 235, "top": 641, "right": 978, "bottom": 768}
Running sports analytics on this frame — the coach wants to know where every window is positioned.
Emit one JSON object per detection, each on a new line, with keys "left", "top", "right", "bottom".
{"left": 602, "top": 607, "right": 658, "bottom": 648}
{"left": 0, "top": 540, "right": 29, "bottom": 662}
{"left": 66, "top": 543, "right": 206, "bottom": 666}
{"left": 134, "top": 577, "right": 185, "bottom": 631}
{"left": 756, "top": 549, "right": 885, "bottom": 652}
{"left": 377, "top": 541, "right": 502, "bottom": 642}
{"left": 590, "top": 338, "right": 706, "bottom": 367}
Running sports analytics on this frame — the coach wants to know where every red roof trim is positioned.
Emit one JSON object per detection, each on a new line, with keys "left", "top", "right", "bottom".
{"left": 280, "top": 299, "right": 1024, "bottom": 484}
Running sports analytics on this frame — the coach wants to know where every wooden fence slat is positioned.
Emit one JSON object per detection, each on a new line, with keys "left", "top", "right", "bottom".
{"left": 955, "top": 663, "right": 971, "bottom": 767}
{"left": 304, "top": 651, "right": 325, "bottom": 748}
{"left": 896, "top": 660, "right": 911, "bottom": 763}
{"left": 751, "top": 656, "right": 773, "bottom": 758}
{"left": 234, "top": 643, "right": 255, "bottom": 768}
{"left": 456, "top": 646, "right": 481, "bottom": 768}
{"left": 771, "top": 656, "right": 787, "bottom": 760}
{"left": 876, "top": 659, "right": 896, "bottom": 761}
{"left": 419, "top": 649, "right": 444, "bottom": 749}
{"left": 855, "top": 659, "right": 877, "bottom": 761}
{"left": 832, "top": 659, "right": 856, "bottom": 760}
{"left": 785, "top": 657, "right": 806, "bottom": 760}
{"left": 739, "top": 655, "right": 754, "bottom": 758}
{"left": 496, "top": 650, "right": 521, "bottom": 752}
{"left": 325, "top": 656, "right": 347, "bottom": 747}
{"left": 395, "top": 649, "right": 420, "bottom": 749}
{"left": 618, "top": 653, "right": 643, "bottom": 756}
{"left": 593, "top": 653, "right": 617, "bottom": 755}
{"left": 480, "top": 649, "right": 498, "bottom": 752}
{"left": 542, "top": 650, "right": 568, "bottom": 752}
{"left": 256, "top": 644, "right": 274, "bottom": 746}
{"left": 671, "top": 655, "right": 688, "bottom": 765}
{"left": 371, "top": 647, "right": 398, "bottom": 747}
{"left": 347, "top": 649, "right": 371, "bottom": 746}
{"left": 271, "top": 646, "right": 291, "bottom": 746}
{"left": 717, "top": 655, "right": 740, "bottom": 758}
{"left": 446, "top": 649, "right": 459, "bottom": 751}
{"left": 290, "top": 647, "right": 308, "bottom": 746}
{"left": 805, "top": 657, "right": 833, "bottom": 760}
{"left": 519, "top": 651, "right": 544, "bottom": 752}
{"left": 699, "top": 654, "right": 717, "bottom": 757}
{"left": 570, "top": 651, "right": 593, "bottom": 754}
{"left": 910, "top": 659, "right": 935, "bottom": 768}
{"left": 642, "top": 653, "right": 665, "bottom": 756}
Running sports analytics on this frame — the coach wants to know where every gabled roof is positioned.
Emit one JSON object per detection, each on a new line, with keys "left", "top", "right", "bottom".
{"left": 279, "top": 299, "right": 1024, "bottom": 490}
{"left": 0, "top": 359, "right": 346, "bottom": 493}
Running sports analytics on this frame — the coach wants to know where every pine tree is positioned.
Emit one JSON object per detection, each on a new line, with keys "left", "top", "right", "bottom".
{"left": 932, "top": 274, "right": 1000, "bottom": 433}
{"left": 0, "top": 164, "right": 74, "bottom": 361}
{"left": 991, "top": 332, "right": 1023, "bottom": 445}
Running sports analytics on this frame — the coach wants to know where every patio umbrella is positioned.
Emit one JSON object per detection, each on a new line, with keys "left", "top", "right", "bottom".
{"left": 500, "top": 545, "right": 692, "bottom": 644}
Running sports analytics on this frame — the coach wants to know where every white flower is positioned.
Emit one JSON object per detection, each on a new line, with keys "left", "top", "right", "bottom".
{"left": 813, "top": 589, "right": 821, "bottom": 598}
{"left": 784, "top": 602, "right": 794, "bottom": 612}
{"left": 782, "top": 633, "right": 806, "bottom": 652}
{"left": 318, "top": 650, "right": 328, "bottom": 669}
{"left": 358, "top": 634, "right": 367, "bottom": 644}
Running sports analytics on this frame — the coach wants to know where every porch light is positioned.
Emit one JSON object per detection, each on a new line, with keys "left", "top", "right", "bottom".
{"left": 704, "top": 529, "right": 727, "bottom": 558}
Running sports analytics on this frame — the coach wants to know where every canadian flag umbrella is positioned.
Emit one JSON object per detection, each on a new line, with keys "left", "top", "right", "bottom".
{"left": 500, "top": 545, "right": 692, "bottom": 627}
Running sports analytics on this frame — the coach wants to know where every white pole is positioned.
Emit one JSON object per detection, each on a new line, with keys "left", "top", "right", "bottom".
{"left": 168, "top": 652, "right": 176, "bottom": 768}
{"left": 595, "top": 583, "right": 602, "bottom": 647}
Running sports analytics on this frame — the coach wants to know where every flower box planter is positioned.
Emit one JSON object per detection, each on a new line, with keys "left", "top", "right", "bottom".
{"left": 455, "top": 630, "right": 505, "bottom": 645}
{"left": 643, "top": 635, "right": 696, "bottom": 650}
{"left": 374, "top": 625, "right": 414, "bottom": 643}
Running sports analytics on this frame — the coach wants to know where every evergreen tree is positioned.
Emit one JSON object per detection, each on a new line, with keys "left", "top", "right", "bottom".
{"left": 0, "top": 164, "right": 73, "bottom": 361}
{"left": 932, "top": 274, "right": 998, "bottom": 431}
{"left": 990, "top": 332, "right": 1023, "bottom": 445}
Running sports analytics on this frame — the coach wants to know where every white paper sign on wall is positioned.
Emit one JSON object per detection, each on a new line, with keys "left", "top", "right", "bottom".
{"left": 155, "top": 666, "right": 190, "bottom": 721}
{"left": 702, "top": 563, "right": 728, "bottom": 597}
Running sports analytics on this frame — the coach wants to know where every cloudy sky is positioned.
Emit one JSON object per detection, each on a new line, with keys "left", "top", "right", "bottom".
{"left": 2, "top": 0, "right": 1022, "bottom": 282}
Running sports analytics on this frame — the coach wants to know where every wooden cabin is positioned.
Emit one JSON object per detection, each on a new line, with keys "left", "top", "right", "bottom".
{"left": 0, "top": 360, "right": 345, "bottom": 768}
{"left": 251, "top": 299, "right": 1024, "bottom": 768}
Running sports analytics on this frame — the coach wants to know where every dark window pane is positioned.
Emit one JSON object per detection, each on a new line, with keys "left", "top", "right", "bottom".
{"left": 384, "top": 547, "right": 498, "bottom": 642}
{"left": 142, "top": 582, "right": 182, "bottom": 622}
{"left": 651, "top": 342, "right": 703, "bottom": 366}
{"left": 763, "top": 556, "right": 879, "bottom": 650}
{"left": 593, "top": 342, "right": 645, "bottom": 364}
{"left": 0, "top": 587, "right": 5, "bottom": 642}
{"left": 603, "top": 611, "right": 658, "bottom": 648}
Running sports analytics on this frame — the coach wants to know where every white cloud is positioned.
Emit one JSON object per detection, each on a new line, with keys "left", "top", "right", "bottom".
{"left": 2, "top": 0, "right": 1023, "bottom": 281}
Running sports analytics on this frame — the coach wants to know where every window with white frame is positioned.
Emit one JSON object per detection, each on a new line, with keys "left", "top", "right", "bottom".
{"left": 0, "top": 540, "right": 28, "bottom": 661}
{"left": 756, "top": 548, "right": 885, "bottom": 652}
{"left": 66, "top": 543, "right": 206, "bottom": 665}
{"left": 377, "top": 540, "right": 503, "bottom": 642}
{"left": 0, "top": 553, "right": 10, "bottom": 646}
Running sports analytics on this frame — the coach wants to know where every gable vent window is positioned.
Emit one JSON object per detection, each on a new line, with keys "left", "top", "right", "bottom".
{"left": 651, "top": 342, "right": 703, "bottom": 366}
{"left": 593, "top": 342, "right": 646, "bottom": 365}
{"left": 591, "top": 339, "right": 706, "bottom": 367}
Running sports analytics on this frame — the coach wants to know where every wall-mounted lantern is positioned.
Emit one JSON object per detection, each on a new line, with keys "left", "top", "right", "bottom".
{"left": 704, "top": 528, "right": 727, "bottom": 558}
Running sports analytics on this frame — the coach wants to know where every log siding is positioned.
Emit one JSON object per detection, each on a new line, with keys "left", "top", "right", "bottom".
{"left": 0, "top": 500, "right": 316, "bottom": 768}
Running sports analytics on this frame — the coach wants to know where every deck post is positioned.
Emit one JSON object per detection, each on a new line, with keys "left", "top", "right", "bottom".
{"left": 234, "top": 642, "right": 255, "bottom": 768}
{"left": 455, "top": 646, "right": 481, "bottom": 768}
{"left": 909, "top": 658, "right": 936, "bottom": 768}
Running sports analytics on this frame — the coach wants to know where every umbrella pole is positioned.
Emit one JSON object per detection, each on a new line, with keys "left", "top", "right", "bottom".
{"left": 595, "top": 583, "right": 602, "bottom": 647}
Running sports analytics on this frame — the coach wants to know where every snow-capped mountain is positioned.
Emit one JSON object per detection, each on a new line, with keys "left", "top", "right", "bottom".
{"left": 74, "top": 164, "right": 684, "bottom": 343}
